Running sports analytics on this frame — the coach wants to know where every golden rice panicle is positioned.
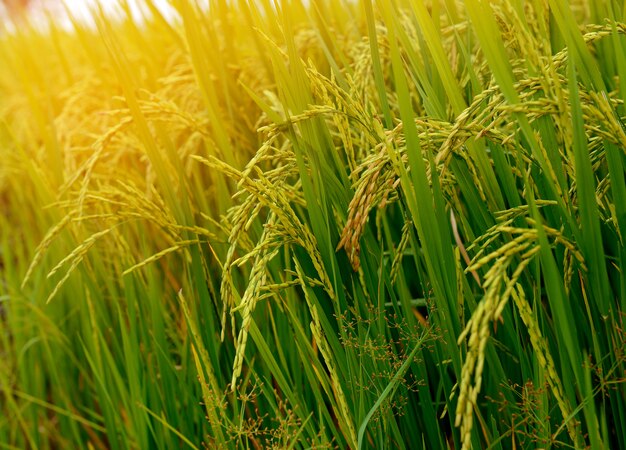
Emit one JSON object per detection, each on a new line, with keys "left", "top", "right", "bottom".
{"left": 122, "top": 239, "right": 199, "bottom": 276}
{"left": 456, "top": 200, "right": 588, "bottom": 449}
{"left": 230, "top": 214, "right": 280, "bottom": 388}
{"left": 21, "top": 213, "right": 74, "bottom": 289}
{"left": 45, "top": 227, "right": 114, "bottom": 304}
{"left": 336, "top": 162, "right": 382, "bottom": 271}
{"left": 336, "top": 141, "right": 401, "bottom": 271}
{"left": 389, "top": 218, "right": 412, "bottom": 285}
{"left": 510, "top": 285, "right": 582, "bottom": 447}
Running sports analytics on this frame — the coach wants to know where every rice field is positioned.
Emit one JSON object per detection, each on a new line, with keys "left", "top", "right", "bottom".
{"left": 1, "top": 0, "right": 626, "bottom": 448}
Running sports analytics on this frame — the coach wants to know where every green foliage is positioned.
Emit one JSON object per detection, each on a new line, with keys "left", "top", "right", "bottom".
{"left": 1, "top": 0, "right": 626, "bottom": 448}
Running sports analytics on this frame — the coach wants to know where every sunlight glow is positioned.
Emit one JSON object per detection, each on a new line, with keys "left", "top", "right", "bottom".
{"left": 1, "top": 0, "right": 179, "bottom": 31}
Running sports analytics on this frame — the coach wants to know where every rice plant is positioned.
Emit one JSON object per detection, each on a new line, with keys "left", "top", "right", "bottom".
{"left": 1, "top": 0, "right": 626, "bottom": 448}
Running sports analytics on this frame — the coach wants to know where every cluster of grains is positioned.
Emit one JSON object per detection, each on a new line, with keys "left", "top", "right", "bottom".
{"left": 194, "top": 145, "right": 337, "bottom": 388}
{"left": 510, "top": 286, "right": 582, "bottom": 447}
{"left": 455, "top": 204, "right": 586, "bottom": 449}
{"left": 7, "top": 0, "right": 626, "bottom": 446}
